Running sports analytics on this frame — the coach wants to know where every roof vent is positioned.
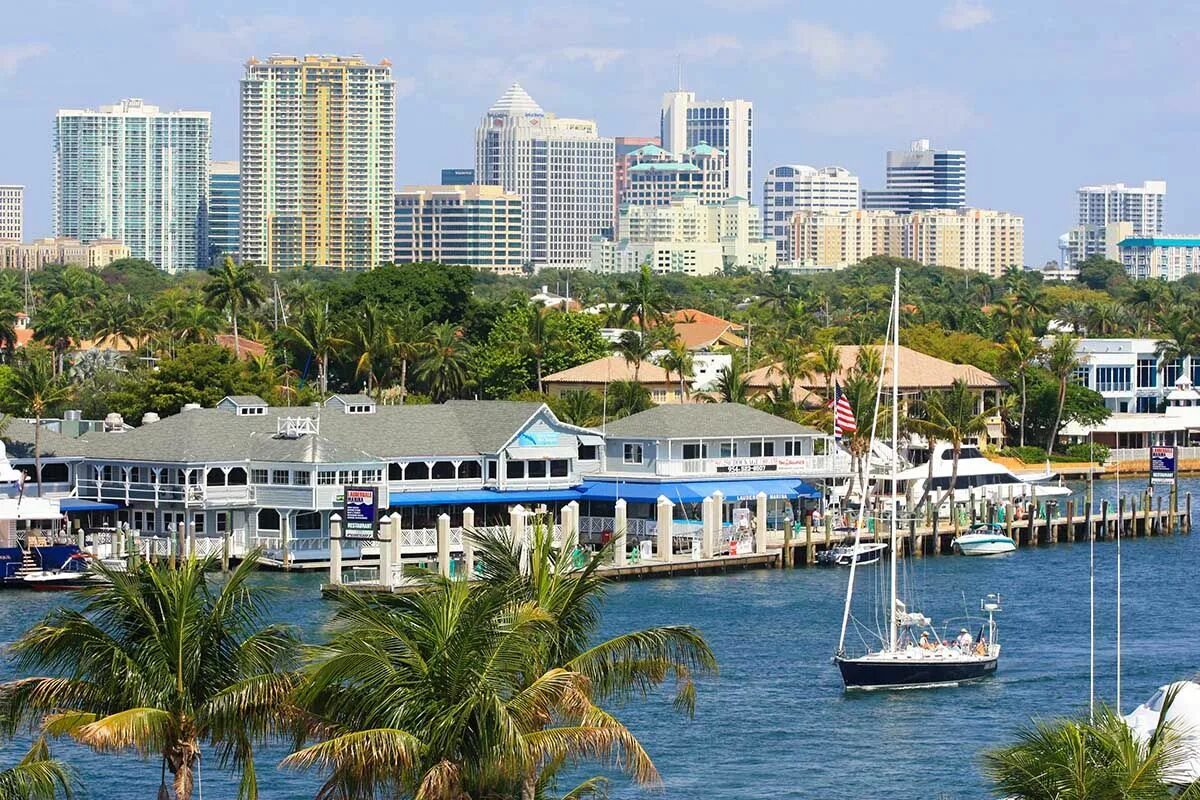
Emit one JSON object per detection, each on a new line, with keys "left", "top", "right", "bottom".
{"left": 64, "top": 410, "right": 82, "bottom": 421}
{"left": 141, "top": 412, "right": 160, "bottom": 425}
{"left": 103, "top": 412, "right": 125, "bottom": 433}
{"left": 182, "top": 403, "right": 201, "bottom": 412}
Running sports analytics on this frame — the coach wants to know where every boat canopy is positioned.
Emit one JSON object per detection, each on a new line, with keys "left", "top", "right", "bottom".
{"left": 578, "top": 478, "right": 820, "bottom": 504}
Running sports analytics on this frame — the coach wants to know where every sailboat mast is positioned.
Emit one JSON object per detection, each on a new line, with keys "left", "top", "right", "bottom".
{"left": 889, "top": 267, "right": 901, "bottom": 653}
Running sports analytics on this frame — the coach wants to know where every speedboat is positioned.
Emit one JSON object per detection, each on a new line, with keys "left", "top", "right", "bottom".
{"left": 817, "top": 541, "right": 887, "bottom": 566}
{"left": 954, "top": 523, "right": 1017, "bottom": 556}
{"left": 20, "top": 552, "right": 98, "bottom": 590}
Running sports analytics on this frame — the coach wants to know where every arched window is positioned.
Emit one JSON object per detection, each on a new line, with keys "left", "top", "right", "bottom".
{"left": 205, "top": 469, "right": 226, "bottom": 486}
{"left": 257, "top": 508, "right": 281, "bottom": 530}
{"left": 226, "top": 467, "right": 248, "bottom": 486}
{"left": 406, "top": 462, "right": 429, "bottom": 481}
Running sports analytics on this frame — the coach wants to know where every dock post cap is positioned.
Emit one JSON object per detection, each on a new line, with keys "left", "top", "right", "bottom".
{"left": 438, "top": 512, "right": 451, "bottom": 520}
{"left": 330, "top": 513, "right": 342, "bottom": 521}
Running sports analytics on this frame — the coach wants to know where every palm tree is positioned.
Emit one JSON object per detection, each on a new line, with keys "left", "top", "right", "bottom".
{"left": 0, "top": 738, "right": 73, "bottom": 800}
{"left": 1000, "top": 332, "right": 1041, "bottom": 447}
{"left": 414, "top": 321, "right": 470, "bottom": 401}
{"left": 615, "top": 330, "right": 654, "bottom": 382}
{"left": 390, "top": 309, "right": 430, "bottom": 404}
{"left": 811, "top": 341, "right": 842, "bottom": 402}
{"left": 708, "top": 360, "right": 750, "bottom": 404}
{"left": 31, "top": 296, "right": 81, "bottom": 376}
{"left": 174, "top": 303, "right": 221, "bottom": 348}
{"left": 202, "top": 256, "right": 265, "bottom": 359}
{"left": 606, "top": 380, "right": 652, "bottom": 420}
{"left": 1013, "top": 284, "right": 1050, "bottom": 333}
{"left": 0, "top": 557, "right": 299, "bottom": 800}
{"left": 984, "top": 698, "right": 1195, "bottom": 800}
{"left": 351, "top": 303, "right": 394, "bottom": 399}
{"left": 618, "top": 265, "right": 670, "bottom": 337}
{"left": 658, "top": 338, "right": 694, "bottom": 401}
{"left": 88, "top": 296, "right": 137, "bottom": 352}
{"left": 907, "top": 396, "right": 950, "bottom": 517}
{"left": 1044, "top": 334, "right": 1082, "bottom": 453}
{"left": 556, "top": 389, "right": 603, "bottom": 427}
{"left": 523, "top": 304, "right": 556, "bottom": 394}
{"left": 288, "top": 523, "right": 715, "bottom": 800}
{"left": 923, "top": 379, "right": 995, "bottom": 528}
{"left": 285, "top": 302, "right": 348, "bottom": 396}
{"left": 8, "top": 348, "right": 71, "bottom": 497}
{"left": 1057, "top": 300, "right": 1092, "bottom": 335}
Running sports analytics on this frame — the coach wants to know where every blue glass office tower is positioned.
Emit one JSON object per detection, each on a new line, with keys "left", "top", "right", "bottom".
{"left": 207, "top": 161, "right": 240, "bottom": 265}
{"left": 862, "top": 139, "right": 966, "bottom": 212}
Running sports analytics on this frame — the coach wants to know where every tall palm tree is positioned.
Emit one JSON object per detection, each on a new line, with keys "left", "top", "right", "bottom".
{"left": 618, "top": 265, "right": 670, "bottom": 337}
{"left": 658, "top": 338, "right": 694, "bottom": 401}
{"left": 414, "top": 321, "right": 470, "bottom": 401}
{"left": 202, "top": 256, "right": 265, "bottom": 359}
{"left": 907, "top": 396, "right": 950, "bottom": 516}
{"left": 984, "top": 698, "right": 1197, "bottom": 800}
{"left": 523, "top": 304, "right": 556, "bottom": 394}
{"left": 1000, "top": 332, "right": 1041, "bottom": 447}
{"left": 707, "top": 361, "right": 750, "bottom": 404}
{"left": 288, "top": 524, "right": 715, "bottom": 800}
{"left": 615, "top": 330, "right": 654, "bottom": 383}
{"left": 1013, "top": 284, "right": 1049, "bottom": 333}
{"left": 606, "top": 380, "right": 652, "bottom": 420}
{"left": 88, "top": 296, "right": 136, "bottom": 352}
{"left": 0, "top": 557, "right": 299, "bottom": 800}
{"left": 350, "top": 303, "right": 394, "bottom": 399}
{"left": 0, "top": 738, "right": 73, "bottom": 800}
{"left": 923, "top": 379, "right": 995, "bottom": 527}
{"left": 8, "top": 348, "right": 71, "bottom": 497}
{"left": 285, "top": 302, "right": 348, "bottom": 396}
{"left": 556, "top": 389, "right": 604, "bottom": 427}
{"left": 1044, "top": 334, "right": 1083, "bottom": 453}
{"left": 390, "top": 309, "right": 430, "bottom": 404}
{"left": 31, "top": 296, "right": 81, "bottom": 376}
{"left": 811, "top": 341, "right": 842, "bottom": 402}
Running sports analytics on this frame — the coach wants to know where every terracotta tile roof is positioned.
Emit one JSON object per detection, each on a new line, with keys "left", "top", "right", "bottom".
{"left": 543, "top": 355, "right": 673, "bottom": 385}
{"left": 215, "top": 334, "right": 267, "bottom": 360}
{"left": 746, "top": 344, "right": 1006, "bottom": 395}
{"left": 661, "top": 309, "right": 745, "bottom": 351}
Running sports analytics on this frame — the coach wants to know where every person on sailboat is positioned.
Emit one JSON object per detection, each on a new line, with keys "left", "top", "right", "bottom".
{"left": 919, "top": 631, "right": 936, "bottom": 650}
{"left": 956, "top": 628, "right": 973, "bottom": 650}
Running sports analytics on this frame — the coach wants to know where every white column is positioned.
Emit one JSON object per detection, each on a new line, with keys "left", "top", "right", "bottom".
{"left": 511, "top": 505, "right": 529, "bottom": 575}
{"left": 613, "top": 499, "right": 627, "bottom": 565}
{"left": 565, "top": 500, "right": 580, "bottom": 542}
{"left": 176, "top": 521, "right": 186, "bottom": 562}
{"left": 701, "top": 496, "right": 716, "bottom": 558}
{"left": 379, "top": 512, "right": 394, "bottom": 589}
{"left": 559, "top": 503, "right": 572, "bottom": 546}
{"left": 755, "top": 491, "right": 769, "bottom": 554}
{"left": 280, "top": 511, "right": 291, "bottom": 568}
{"left": 436, "top": 513, "right": 451, "bottom": 578}
{"left": 461, "top": 507, "right": 476, "bottom": 578}
{"left": 712, "top": 490, "right": 725, "bottom": 554}
{"left": 329, "top": 513, "right": 343, "bottom": 585}
{"left": 389, "top": 513, "right": 403, "bottom": 583}
{"left": 656, "top": 496, "right": 674, "bottom": 563}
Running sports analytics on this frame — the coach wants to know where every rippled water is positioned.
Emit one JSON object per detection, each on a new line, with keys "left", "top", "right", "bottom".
{"left": 1, "top": 476, "right": 1195, "bottom": 799}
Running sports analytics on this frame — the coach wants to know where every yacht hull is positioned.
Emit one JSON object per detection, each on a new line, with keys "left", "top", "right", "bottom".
{"left": 954, "top": 535, "right": 1016, "bottom": 556}
{"left": 836, "top": 654, "right": 998, "bottom": 690}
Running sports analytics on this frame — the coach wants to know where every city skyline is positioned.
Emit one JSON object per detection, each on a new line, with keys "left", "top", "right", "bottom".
{"left": 0, "top": 0, "right": 1191, "bottom": 265}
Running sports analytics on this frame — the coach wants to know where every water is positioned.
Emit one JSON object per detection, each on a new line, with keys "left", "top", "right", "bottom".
{"left": 1, "top": 476, "right": 1195, "bottom": 799}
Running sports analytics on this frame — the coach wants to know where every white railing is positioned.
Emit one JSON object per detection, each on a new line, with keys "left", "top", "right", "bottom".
{"left": 579, "top": 516, "right": 655, "bottom": 539}
{"left": 1109, "top": 446, "right": 1200, "bottom": 464}
{"left": 654, "top": 453, "right": 843, "bottom": 477}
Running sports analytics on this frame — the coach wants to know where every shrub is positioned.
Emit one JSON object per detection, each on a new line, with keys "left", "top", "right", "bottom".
{"left": 1066, "top": 442, "right": 1110, "bottom": 464}
{"left": 1002, "top": 445, "right": 1049, "bottom": 463}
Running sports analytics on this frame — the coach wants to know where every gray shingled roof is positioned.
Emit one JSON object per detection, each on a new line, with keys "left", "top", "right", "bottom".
{"left": 602, "top": 403, "right": 821, "bottom": 439}
{"left": 326, "top": 394, "right": 375, "bottom": 406}
{"left": 2, "top": 420, "right": 92, "bottom": 460}
{"left": 55, "top": 401, "right": 548, "bottom": 465}
{"left": 221, "top": 395, "right": 267, "bottom": 406}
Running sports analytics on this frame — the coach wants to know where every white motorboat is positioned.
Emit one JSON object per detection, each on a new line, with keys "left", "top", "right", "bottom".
{"left": 894, "top": 443, "right": 1072, "bottom": 513}
{"left": 953, "top": 523, "right": 1017, "bottom": 556}
{"left": 1125, "top": 681, "right": 1200, "bottom": 785}
{"left": 817, "top": 540, "right": 887, "bottom": 566}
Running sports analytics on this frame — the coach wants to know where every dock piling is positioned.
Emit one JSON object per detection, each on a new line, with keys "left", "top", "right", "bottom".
{"left": 329, "top": 514, "right": 343, "bottom": 586}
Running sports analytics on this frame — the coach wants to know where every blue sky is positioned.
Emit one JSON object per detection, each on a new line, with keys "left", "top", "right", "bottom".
{"left": 0, "top": 0, "right": 1194, "bottom": 264}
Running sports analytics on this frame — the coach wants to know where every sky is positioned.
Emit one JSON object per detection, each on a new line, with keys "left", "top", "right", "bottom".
{"left": 0, "top": 0, "right": 1196, "bottom": 265}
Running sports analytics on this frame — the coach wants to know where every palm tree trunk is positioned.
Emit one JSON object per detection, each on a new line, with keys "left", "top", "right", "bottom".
{"left": 172, "top": 757, "right": 195, "bottom": 800}
{"left": 321, "top": 352, "right": 329, "bottom": 395}
{"left": 33, "top": 416, "right": 41, "bottom": 498}
{"left": 400, "top": 359, "right": 408, "bottom": 403}
{"left": 232, "top": 309, "right": 240, "bottom": 359}
{"left": 915, "top": 440, "right": 936, "bottom": 520}
{"left": 536, "top": 359, "right": 543, "bottom": 394}
{"left": 1047, "top": 382, "right": 1067, "bottom": 454}
{"left": 950, "top": 445, "right": 962, "bottom": 534}
{"left": 1019, "top": 372, "right": 1027, "bottom": 448}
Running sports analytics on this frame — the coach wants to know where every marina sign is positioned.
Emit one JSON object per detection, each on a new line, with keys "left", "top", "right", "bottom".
{"left": 342, "top": 486, "right": 379, "bottom": 539}
{"left": 1150, "top": 446, "right": 1177, "bottom": 485}
{"left": 712, "top": 456, "right": 813, "bottom": 474}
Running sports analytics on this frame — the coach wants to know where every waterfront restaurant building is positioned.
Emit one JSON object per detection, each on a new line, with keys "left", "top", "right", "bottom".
{"left": 2, "top": 398, "right": 836, "bottom": 563}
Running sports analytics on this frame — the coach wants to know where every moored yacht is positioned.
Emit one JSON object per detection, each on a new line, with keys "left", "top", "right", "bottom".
{"left": 893, "top": 442, "right": 1071, "bottom": 511}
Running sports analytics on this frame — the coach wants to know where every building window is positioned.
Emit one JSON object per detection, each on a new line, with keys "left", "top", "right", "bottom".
{"left": 578, "top": 444, "right": 598, "bottom": 461}
{"left": 749, "top": 442, "right": 775, "bottom": 457}
{"left": 487, "top": 461, "right": 497, "bottom": 480}
{"left": 271, "top": 470, "right": 289, "bottom": 485}
{"left": 1137, "top": 357, "right": 1157, "bottom": 388}
{"left": 682, "top": 443, "right": 707, "bottom": 460}
{"left": 719, "top": 443, "right": 734, "bottom": 458}
{"left": 1095, "top": 366, "right": 1131, "bottom": 393}
{"left": 251, "top": 469, "right": 268, "bottom": 484}
{"left": 293, "top": 471, "right": 311, "bottom": 486}
{"left": 528, "top": 461, "right": 547, "bottom": 478}
{"left": 506, "top": 460, "right": 524, "bottom": 479}
{"left": 623, "top": 444, "right": 643, "bottom": 464}
{"left": 317, "top": 471, "right": 337, "bottom": 486}
{"left": 550, "top": 460, "right": 569, "bottom": 478}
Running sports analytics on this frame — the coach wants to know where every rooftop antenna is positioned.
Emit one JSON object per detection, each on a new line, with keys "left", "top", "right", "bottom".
{"left": 676, "top": 55, "right": 683, "bottom": 91}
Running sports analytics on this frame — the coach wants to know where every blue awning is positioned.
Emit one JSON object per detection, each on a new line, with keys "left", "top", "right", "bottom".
{"left": 579, "top": 477, "right": 820, "bottom": 504}
{"left": 59, "top": 499, "right": 121, "bottom": 512}
{"left": 387, "top": 488, "right": 582, "bottom": 508}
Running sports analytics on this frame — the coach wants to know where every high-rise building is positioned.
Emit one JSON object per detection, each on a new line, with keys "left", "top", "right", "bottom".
{"left": 620, "top": 143, "right": 729, "bottom": 208}
{"left": 861, "top": 139, "right": 966, "bottom": 212}
{"left": 614, "top": 136, "right": 660, "bottom": 220}
{"left": 1120, "top": 236, "right": 1200, "bottom": 281}
{"left": 207, "top": 161, "right": 240, "bottom": 265}
{"left": 0, "top": 186, "right": 23, "bottom": 241}
{"left": 476, "top": 83, "right": 614, "bottom": 268}
{"left": 1059, "top": 221, "right": 1133, "bottom": 269}
{"left": 0, "top": 238, "right": 129, "bottom": 271}
{"left": 240, "top": 55, "right": 396, "bottom": 271}
{"left": 592, "top": 195, "right": 774, "bottom": 276}
{"left": 1077, "top": 181, "right": 1166, "bottom": 236}
{"left": 441, "top": 168, "right": 475, "bottom": 185}
{"left": 54, "top": 99, "right": 210, "bottom": 272}
{"left": 660, "top": 90, "right": 753, "bottom": 201}
{"left": 790, "top": 208, "right": 1022, "bottom": 277}
{"left": 762, "top": 166, "right": 859, "bottom": 262}
{"left": 394, "top": 185, "right": 523, "bottom": 275}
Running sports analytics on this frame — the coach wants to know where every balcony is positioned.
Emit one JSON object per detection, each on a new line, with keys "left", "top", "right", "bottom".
{"left": 652, "top": 453, "right": 845, "bottom": 478}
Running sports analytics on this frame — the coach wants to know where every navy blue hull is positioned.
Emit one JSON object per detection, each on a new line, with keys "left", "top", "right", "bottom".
{"left": 0, "top": 545, "right": 85, "bottom": 585}
{"left": 836, "top": 654, "right": 998, "bottom": 690}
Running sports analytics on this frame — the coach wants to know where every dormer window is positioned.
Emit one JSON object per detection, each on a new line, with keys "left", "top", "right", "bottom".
{"left": 217, "top": 395, "right": 268, "bottom": 415}
{"left": 324, "top": 395, "right": 376, "bottom": 414}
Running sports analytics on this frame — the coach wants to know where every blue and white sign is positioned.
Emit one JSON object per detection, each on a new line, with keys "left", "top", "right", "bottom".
{"left": 1151, "top": 446, "right": 1177, "bottom": 485}
{"left": 517, "top": 430, "right": 560, "bottom": 447}
{"left": 342, "top": 486, "right": 379, "bottom": 539}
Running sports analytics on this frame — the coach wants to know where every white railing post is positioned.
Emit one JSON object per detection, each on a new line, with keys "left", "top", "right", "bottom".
{"left": 389, "top": 513, "right": 403, "bottom": 583}
{"left": 437, "top": 514, "right": 451, "bottom": 578}
{"left": 701, "top": 496, "right": 715, "bottom": 558}
{"left": 462, "top": 507, "right": 476, "bottom": 578}
{"left": 756, "top": 491, "right": 769, "bottom": 554}
{"left": 379, "top": 512, "right": 394, "bottom": 590}
{"left": 329, "top": 513, "right": 343, "bottom": 585}
{"left": 656, "top": 496, "right": 673, "bottom": 564}
{"left": 712, "top": 490, "right": 725, "bottom": 551}
{"left": 613, "top": 499, "right": 627, "bottom": 566}
{"left": 565, "top": 500, "right": 580, "bottom": 542}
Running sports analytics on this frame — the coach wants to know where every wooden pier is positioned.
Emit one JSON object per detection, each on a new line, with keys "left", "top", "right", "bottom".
{"left": 776, "top": 490, "right": 1193, "bottom": 567}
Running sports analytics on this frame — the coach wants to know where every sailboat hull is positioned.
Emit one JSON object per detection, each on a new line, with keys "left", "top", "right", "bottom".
{"left": 836, "top": 654, "right": 998, "bottom": 691}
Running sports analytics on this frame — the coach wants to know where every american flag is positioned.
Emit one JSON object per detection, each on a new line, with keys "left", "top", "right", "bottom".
{"left": 830, "top": 383, "right": 857, "bottom": 439}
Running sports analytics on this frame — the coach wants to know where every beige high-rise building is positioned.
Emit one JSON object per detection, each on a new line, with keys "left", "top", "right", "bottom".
{"left": 240, "top": 55, "right": 395, "bottom": 271}
{"left": 0, "top": 186, "right": 23, "bottom": 242}
{"left": 393, "top": 185, "right": 523, "bottom": 275}
{"left": 0, "top": 237, "right": 129, "bottom": 271}
{"left": 790, "top": 208, "right": 1023, "bottom": 277}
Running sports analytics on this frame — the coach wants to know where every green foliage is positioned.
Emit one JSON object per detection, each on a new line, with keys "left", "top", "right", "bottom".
{"left": 1065, "top": 441, "right": 1110, "bottom": 464}
{"left": 98, "top": 258, "right": 172, "bottom": 295}
{"left": 1076, "top": 255, "right": 1128, "bottom": 291}
{"left": 1019, "top": 368, "right": 1110, "bottom": 451}
{"left": 1000, "top": 445, "right": 1049, "bottom": 463}
{"left": 474, "top": 304, "right": 609, "bottom": 398}
{"left": 104, "top": 344, "right": 267, "bottom": 421}
{"left": 340, "top": 263, "right": 473, "bottom": 323}
{"left": 902, "top": 322, "right": 1002, "bottom": 373}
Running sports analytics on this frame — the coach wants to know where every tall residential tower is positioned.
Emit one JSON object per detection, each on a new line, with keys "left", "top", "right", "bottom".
{"left": 54, "top": 99, "right": 211, "bottom": 272}
{"left": 762, "top": 165, "right": 859, "bottom": 262}
{"left": 475, "top": 83, "right": 614, "bottom": 268}
{"left": 207, "top": 161, "right": 240, "bottom": 265}
{"left": 660, "top": 89, "right": 753, "bottom": 201}
{"left": 0, "top": 186, "right": 22, "bottom": 241}
{"left": 240, "top": 55, "right": 395, "bottom": 271}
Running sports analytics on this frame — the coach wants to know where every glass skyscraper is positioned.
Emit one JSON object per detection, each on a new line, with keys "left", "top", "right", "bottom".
{"left": 207, "top": 161, "right": 240, "bottom": 265}
{"left": 54, "top": 99, "right": 211, "bottom": 272}
{"left": 862, "top": 139, "right": 966, "bottom": 212}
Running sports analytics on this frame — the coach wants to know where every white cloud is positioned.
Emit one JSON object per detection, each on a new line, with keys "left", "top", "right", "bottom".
{"left": 0, "top": 43, "right": 49, "bottom": 77}
{"left": 939, "top": 1, "right": 994, "bottom": 31}
{"left": 776, "top": 21, "right": 887, "bottom": 78}
{"left": 797, "top": 87, "right": 979, "bottom": 136}
{"left": 560, "top": 47, "right": 626, "bottom": 71}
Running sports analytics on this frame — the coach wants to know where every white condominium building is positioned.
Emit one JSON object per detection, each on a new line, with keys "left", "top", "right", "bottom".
{"left": 790, "top": 208, "right": 1023, "bottom": 277}
{"left": 394, "top": 185, "right": 523, "bottom": 275}
{"left": 0, "top": 186, "right": 23, "bottom": 241}
{"left": 54, "top": 99, "right": 210, "bottom": 272}
{"left": 476, "top": 83, "right": 614, "bottom": 269}
{"left": 240, "top": 55, "right": 396, "bottom": 271}
{"left": 1078, "top": 181, "right": 1165, "bottom": 236}
{"left": 1059, "top": 221, "right": 1133, "bottom": 269}
{"left": 592, "top": 195, "right": 775, "bottom": 276}
{"left": 762, "top": 165, "right": 859, "bottom": 262}
{"left": 660, "top": 89, "right": 753, "bottom": 201}
{"left": 620, "top": 142, "right": 729, "bottom": 208}
{"left": 1119, "top": 236, "right": 1200, "bottom": 281}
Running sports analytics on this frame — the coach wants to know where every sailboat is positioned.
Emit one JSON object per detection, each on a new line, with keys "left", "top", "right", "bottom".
{"left": 834, "top": 268, "right": 1002, "bottom": 691}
